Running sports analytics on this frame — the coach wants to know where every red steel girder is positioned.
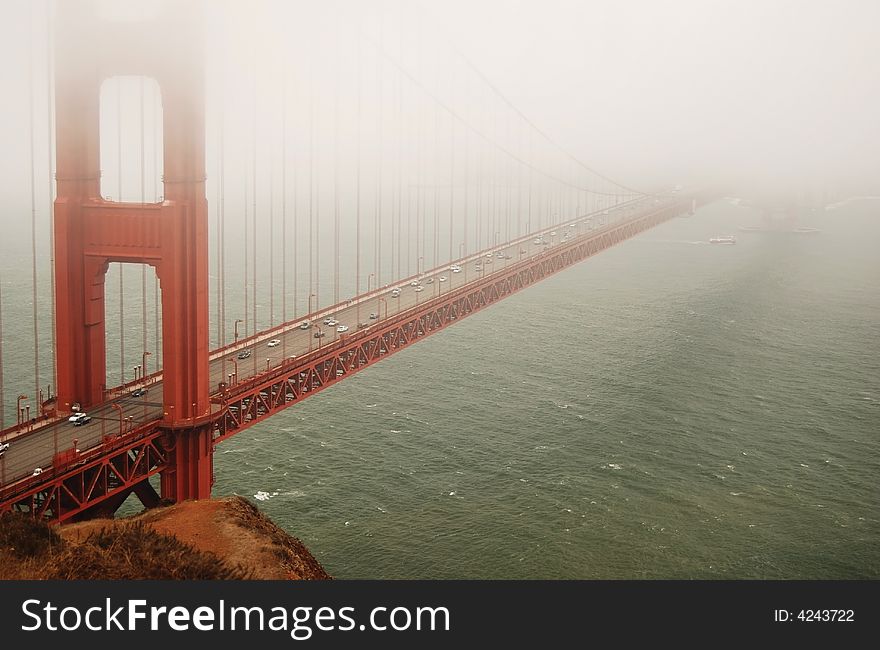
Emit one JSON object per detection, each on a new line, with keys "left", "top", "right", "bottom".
{"left": 211, "top": 200, "right": 690, "bottom": 443}
{"left": 0, "top": 426, "right": 168, "bottom": 524}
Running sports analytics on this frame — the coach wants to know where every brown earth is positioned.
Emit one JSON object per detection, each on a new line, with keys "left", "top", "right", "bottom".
{"left": 0, "top": 496, "right": 331, "bottom": 580}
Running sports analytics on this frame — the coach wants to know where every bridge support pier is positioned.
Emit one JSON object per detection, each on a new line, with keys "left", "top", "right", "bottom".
{"left": 159, "top": 419, "right": 217, "bottom": 502}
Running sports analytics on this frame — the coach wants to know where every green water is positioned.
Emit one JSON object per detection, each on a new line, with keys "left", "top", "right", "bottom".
{"left": 207, "top": 198, "right": 880, "bottom": 578}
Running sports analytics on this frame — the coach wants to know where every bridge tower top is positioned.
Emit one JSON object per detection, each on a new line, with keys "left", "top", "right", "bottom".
{"left": 53, "top": 0, "right": 211, "bottom": 427}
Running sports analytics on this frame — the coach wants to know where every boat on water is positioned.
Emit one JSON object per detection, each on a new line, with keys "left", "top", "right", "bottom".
{"left": 709, "top": 235, "right": 736, "bottom": 244}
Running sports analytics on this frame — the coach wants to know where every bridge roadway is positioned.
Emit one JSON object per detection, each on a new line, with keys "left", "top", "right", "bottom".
{"left": 0, "top": 195, "right": 672, "bottom": 488}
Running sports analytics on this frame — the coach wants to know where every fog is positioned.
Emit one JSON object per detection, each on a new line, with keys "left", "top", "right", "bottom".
{"left": 0, "top": 0, "right": 877, "bottom": 400}
{"left": 1, "top": 0, "right": 878, "bottom": 217}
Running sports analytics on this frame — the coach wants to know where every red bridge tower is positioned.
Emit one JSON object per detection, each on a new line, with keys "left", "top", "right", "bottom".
{"left": 53, "top": 2, "right": 215, "bottom": 502}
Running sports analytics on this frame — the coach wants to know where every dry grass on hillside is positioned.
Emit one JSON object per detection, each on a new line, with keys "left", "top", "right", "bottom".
{"left": 0, "top": 496, "right": 330, "bottom": 580}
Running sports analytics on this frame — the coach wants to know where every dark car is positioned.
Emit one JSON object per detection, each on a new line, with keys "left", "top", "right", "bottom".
{"left": 313, "top": 331, "right": 325, "bottom": 338}
{"left": 130, "top": 387, "right": 147, "bottom": 398}
{"left": 237, "top": 349, "right": 252, "bottom": 360}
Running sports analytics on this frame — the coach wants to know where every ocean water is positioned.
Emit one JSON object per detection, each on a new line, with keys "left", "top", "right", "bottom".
{"left": 2, "top": 197, "right": 877, "bottom": 578}
{"left": 210, "top": 198, "right": 880, "bottom": 578}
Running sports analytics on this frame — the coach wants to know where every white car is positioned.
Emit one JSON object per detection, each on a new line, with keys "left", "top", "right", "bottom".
{"left": 32, "top": 467, "right": 43, "bottom": 476}
{"left": 439, "top": 276, "right": 447, "bottom": 282}
{"left": 328, "top": 319, "right": 339, "bottom": 327}
{"left": 426, "top": 277, "right": 434, "bottom": 284}
{"left": 391, "top": 289, "right": 401, "bottom": 297}
{"left": 410, "top": 280, "right": 420, "bottom": 287}
{"left": 69, "top": 412, "right": 91, "bottom": 426}
{"left": 323, "top": 317, "right": 333, "bottom": 325}
{"left": 267, "top": 339, "right": 281, "bottom": 347}
{"left": 369, "top": 313, "right": 379, "bottom": 319}
{"left": 0, "top": 441, "right": 9, "bottom": 458}
{"left": 550, "top": 231, "right": 556, "bottom": 236}
{"left": 336, "top": 325, "right": 349, "bottom": 333}
{"left": 451, "top": 267, "right": 461, "bottom": 273}
{"left": 414, "top": 286, "right": 425, "bottom": 293}
{"left": 298, "top": 322, "right": 310, "bottom": 330}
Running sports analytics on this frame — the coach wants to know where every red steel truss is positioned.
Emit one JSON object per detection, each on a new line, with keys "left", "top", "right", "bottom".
{"left": 212, "top": 199, "right": 691, "bottom": 441}
{"left": 0, "top": 196, "right": 701, "bottom": 523}
{"left": 0, "top": 423, "right": 167, "bottom": 524}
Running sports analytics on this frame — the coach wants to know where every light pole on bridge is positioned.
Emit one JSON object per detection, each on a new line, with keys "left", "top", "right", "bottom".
{"left": 142, "top": 350, "right": 152, "bottom": 378}
{"left": 16, "top": 395, "right": 27, "bottom": 426}
{"left": 308, "top": 293, "right": 317, "bottom": 352}
{"left": 111, "top": 403, "right": 123, "bottom": 437}
{"left": 234, "top": 319, "right": 243, "bottom": 343}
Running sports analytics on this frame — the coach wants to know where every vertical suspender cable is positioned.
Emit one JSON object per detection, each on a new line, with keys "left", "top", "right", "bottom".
{"left": 243, "top": 158, "right": 249, "bottom": 338}
{"left": 217, "top": 81, "right": 225, "bottom": 348}
{"left": 252, "top": 75, "right": 258, "bottom": 341}
{"left": 333, "top": 49, "right": 340, "bottom": 305}
{"left": 463, "top": 92, "right": 468, "bottom": 259}
{"left": 117, "top": 79, "right": 124, "bottom": 384}
{"left": 355, "top": 32, "right": 362, "bottom": 324}
{"left": 308, "top": 55, "right": 314, "bottom": 316}
{"left": 46, "top": 0, "right": 56, "bottom": 398}
{"left": 281, "top": 71, "right": 287, "bottom": 326}
{"left": 433, "top": 98, "right": 439, "bottom": 271}
{"left": 269, "top": 140, "right": 274, "bottom": 327}
{"left": 376, "top": 32, "right": 383, "bottom": 288}
{"left": 140, "top": 77, "right": 148, "bottom": 369}
{"left": 28, "top": 11, "right": 41, "bottom": 407}
{"left": 292, "top": 75, "right": 298, "bottom": 322}
{"left": 449, "top": 108, "right": 454, "bottom": 265}
{"left": 153, "top": 82, "right": 159, "bottom": 368}
{"left": 314, "top": 74, "right": 321, "bottom": 314}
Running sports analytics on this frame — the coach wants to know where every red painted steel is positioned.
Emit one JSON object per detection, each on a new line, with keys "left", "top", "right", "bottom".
{"left": 0, "top": 424, "right": 168, "bottom": 524}
{"left": 53, "top": 4, "right": 210, "bottom": 426}
{"left": 0, "top": 196, "right": 706, "bottom": 523}
{"left": 51, "top": 4, "right": 216, "bottom": 503}
{"left": 211, "top": 199, "right": 695, "bottom": 441}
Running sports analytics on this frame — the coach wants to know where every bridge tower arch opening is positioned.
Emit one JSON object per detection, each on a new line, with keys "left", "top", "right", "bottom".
{"left": 53, "top": 1, "right": 215, "bottom": 502}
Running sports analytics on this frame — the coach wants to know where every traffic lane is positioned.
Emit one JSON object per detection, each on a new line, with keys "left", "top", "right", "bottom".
{"left": 211, "top": 242, "right": 524, "bottom": 384}
{"left": 0, "top": 394, "right": 162, "bottom": 483}
{"left": 1, "top": 200, "right": 662, "bottom": 485}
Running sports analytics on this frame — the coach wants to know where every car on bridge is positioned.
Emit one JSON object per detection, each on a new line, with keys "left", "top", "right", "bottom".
{"left": 267, "top": 339, "right": 281, "bottom": 347}
{"left": 314, "top": 331, "right": 325, "bottom": 338}
{"left": 299, "top": 321, "right": 310, "bottom": 330}
{"left": 0, "top": 441, "right": 9, "bottom": 459}
{"left": 425, "top": 277, "right": 434, "bottom": 284}
{"left": 410, "top": 280, "right": 420, "bottom": 287}
{"left": 337, "top": 325, "right": 349, "bottom": 333}
{"left": 369, "top": 313, "right": 379, "bottom": 319}
{"left": 414, "top": 286, "right": 425, "bottom": 293}
{"left": 391, "top": 288, "right": 401, "bottom": 297}
{"left": 323, "top": 316, "right": 334, "bottom": 325}
{"left": 237, "top": 349, "right": 252, "bottom": 360}
{"left": 439, "top": 276, "right": 447, "bottom": 282}
{"left": 69, "top": 412, "right": 92, "bottom": 426}
{"left": 130, "top": 387, "right": 147, "bottom": 398}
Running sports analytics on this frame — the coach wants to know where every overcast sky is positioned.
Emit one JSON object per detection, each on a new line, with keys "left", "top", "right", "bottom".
{"left": 1, "top": 0, "right": 878, "bottom": 209}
